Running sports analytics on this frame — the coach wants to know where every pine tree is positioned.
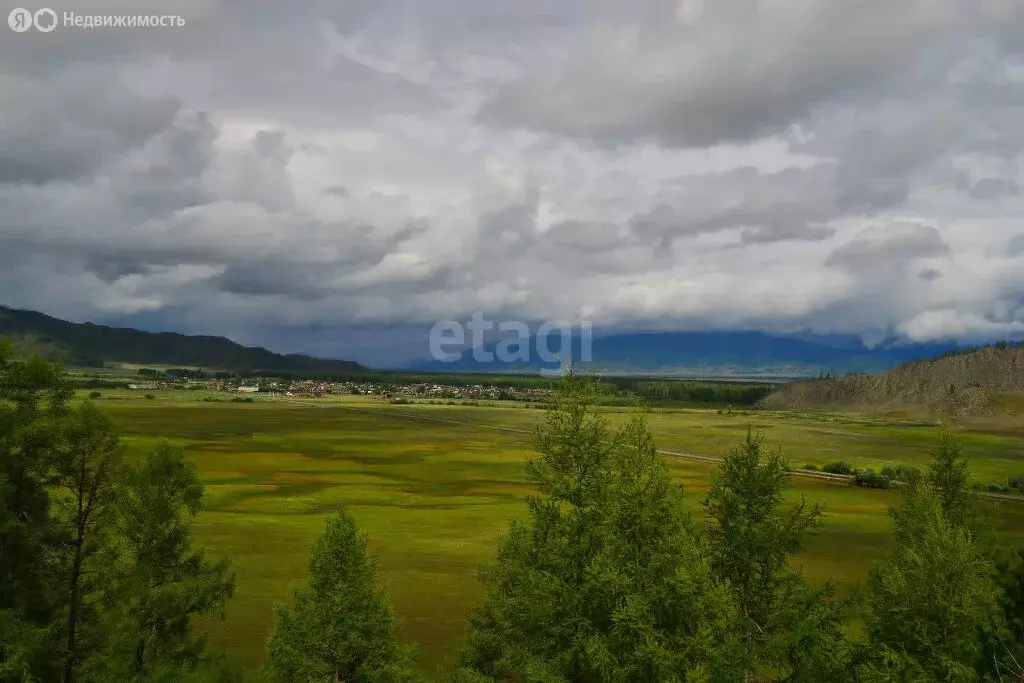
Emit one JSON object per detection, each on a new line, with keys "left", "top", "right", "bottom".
{"left": 84, "top": 442, "right": 236, "bottom": 681}
{"left": 455, "top": 372, "right": 740, "bottom": 682}
{"left": 702, "top": 428, "right": 852, "bottom": 681}
{"left": 266, "top": 509, "right": 421, "bottom": 683}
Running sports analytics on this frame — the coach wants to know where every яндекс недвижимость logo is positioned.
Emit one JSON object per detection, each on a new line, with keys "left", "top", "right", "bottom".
{"left": 8, "top": 7, "right": 57, "bottom": 32}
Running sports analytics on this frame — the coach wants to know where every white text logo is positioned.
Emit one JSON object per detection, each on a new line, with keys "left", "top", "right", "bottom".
{"left": 8, "top": 8, "right": 186, "bottom": 32}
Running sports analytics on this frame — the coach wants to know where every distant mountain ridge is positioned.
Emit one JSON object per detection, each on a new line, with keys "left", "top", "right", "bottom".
{"left": 0, "top": 305, "right": 366, "bottom": 373}
{"left": 760, "top": 343, "right": 1024, "bottom": 414}
{"left": 410, "top": 330, "right": 967, "bottom": 378}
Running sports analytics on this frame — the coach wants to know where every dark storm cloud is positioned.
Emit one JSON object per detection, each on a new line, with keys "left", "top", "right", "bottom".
{"left": 740, "top": 224, "right": 836, "bottom": 245}
{"left": 480, "top": 0, "right": 1024, "bottom": 148}
{"left": 966, "top": 177, "right": 1020, "bottom": 200}
{"left": 1, "top": 0, "right": 1022, "bottom": 363}
{"left": 0, "top": 73, "right": 180, "bottom": 184}
{"left": 626, "top": 166, "right": 842, "bottom": 248}
{"left": 825, "top": 223, "right": 950, "bottom": 272}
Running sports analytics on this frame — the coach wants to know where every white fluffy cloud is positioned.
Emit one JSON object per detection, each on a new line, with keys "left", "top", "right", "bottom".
{"left": 1, "top": 0, "right": 1023, "bottom": 364}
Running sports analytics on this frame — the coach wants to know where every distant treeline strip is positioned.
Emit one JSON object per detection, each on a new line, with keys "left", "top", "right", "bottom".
{"left": 85, "top": 368, "right": 773, "bottom": 406}
{"left": 920, "top": 339, "right": 1024, "bottom": 364}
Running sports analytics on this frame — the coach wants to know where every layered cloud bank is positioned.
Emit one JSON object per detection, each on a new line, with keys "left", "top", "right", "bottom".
{"left": 1, "top": 0, "right": 1023, "bottom": 364}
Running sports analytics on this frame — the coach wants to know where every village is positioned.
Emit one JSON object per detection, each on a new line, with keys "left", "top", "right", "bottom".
{"left": 125, "top": 374, "right": 553, "bottom": 403}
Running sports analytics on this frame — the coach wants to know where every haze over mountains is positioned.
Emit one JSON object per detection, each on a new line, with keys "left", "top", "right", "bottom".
{"left": 2, "top": 304, "right": 982, "bottom": 377}
{"left": 411, "top": 329, "right": 967, "bottom": 377}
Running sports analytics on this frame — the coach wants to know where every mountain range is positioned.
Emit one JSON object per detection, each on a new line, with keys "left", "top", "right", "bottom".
{"left": 410, "top": 330, "right": 969, "bottom": 378}
{"left": 0, "top": 305, "right": 365, "bottom": 373}
{"left": 1, "top": 304, "right": 991, "bottom": 378}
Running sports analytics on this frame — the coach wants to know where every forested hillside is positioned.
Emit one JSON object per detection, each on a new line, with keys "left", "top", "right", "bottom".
{"left": 0, "top": 305, "right": 365, "bottom": 372}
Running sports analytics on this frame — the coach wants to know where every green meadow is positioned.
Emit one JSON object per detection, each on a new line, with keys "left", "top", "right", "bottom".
{"left": 92, "top": 391, "right": 1024, "bottom": 677}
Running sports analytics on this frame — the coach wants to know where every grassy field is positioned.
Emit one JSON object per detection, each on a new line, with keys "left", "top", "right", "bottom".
{"left": 91, "top": 390, "right": 1024, "bottom": 678}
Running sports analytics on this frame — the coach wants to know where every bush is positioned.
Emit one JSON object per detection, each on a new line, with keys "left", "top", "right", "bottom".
{"left": 802, "top": 463, "right": 820, "bottom": 471}
{"left": 854, "top": 468, "right": 891, "bottom": 489}
{"left": 230, "top": 397, "right": 255, "bottom": 403}
{"left": 144, "top": 394, "right": 155, "bottom": 400}
{"left": 389, "top": 397, "right": 412, "bottom": 405}
{"left": 1009, "top": 475, "right": 1024, "bottom": 493}
{"left": 78, "top": 378, "right": 128, "bottom": 389}
{"left": 823, "top": 461, "right": 855, "bottom": 475}
{"left": 88, "top": 391, "right": 102, "bottom": 400}
{"left": 986, "top": 482, "right": 1010, "bottom": 494}
{"left": 880, "top": 464, "right": 921, "bottom": 486}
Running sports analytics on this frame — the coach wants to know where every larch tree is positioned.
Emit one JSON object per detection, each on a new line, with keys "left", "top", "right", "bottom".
{"left": 84, "top": 442, "right": 236, "bottom": 681}
{"left": 862, "top": 478, "right": 1001, "bottom": 681}
{"left": 0, "top": 343, "right": 74, "bottom": 681}
{"left": 702, "top": 428, "right": 852, "bottom": 682}
{"left": 266, "top": 509, "right": 421, "bottom": 683}
{"left": 926, "top": 429, "right": 973, "bottom": 529}
{"left": 52, "top": 402, "right": 124, "bottom": 683}
{"left": 454, "top": 371, "right": 741, "bottom": 682}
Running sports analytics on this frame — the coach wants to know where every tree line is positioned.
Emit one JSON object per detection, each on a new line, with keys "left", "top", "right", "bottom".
{"left": 4, "top": 345, "right": 1023, "bottom": 681}
{"left": 1, "top": 343, "right": 236, "bottom": 682}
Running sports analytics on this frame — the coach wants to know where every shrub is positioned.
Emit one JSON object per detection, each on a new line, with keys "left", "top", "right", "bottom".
{"left": 823, "top": 461, "right": 855, "bottom": 475}
{"left": 389, "top": 397, "right": 412, "bottom": 405}
{"left": 855, "top": 468, "right": 891, "bottom": 489}
{"left": 230, "top": 397, "right": 255, "bottom": 403}
{"left": 880, "top": 464, "right": 921, "bottom": 486}
{"left": 803, "top": 463, "right": 820, "bottom": 471}
{"left": 986, "top": 482, "right": 1010, "bottom": 494}
{"left": 1009, "top": 476, "right": 1024, "bottom": 493}
{"left": 88, "top": 391, "right": 102, "bottom": 400}
{"left": 144, "top": 394, "right": 155, "bottom": 400}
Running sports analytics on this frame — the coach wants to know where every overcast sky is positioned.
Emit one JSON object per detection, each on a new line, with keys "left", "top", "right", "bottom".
{"left": 2, "top": 0, "right": 1023, "bottom": 365}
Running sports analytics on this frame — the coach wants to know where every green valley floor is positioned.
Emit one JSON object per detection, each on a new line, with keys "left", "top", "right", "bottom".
{"left": 94, "top": 391, "right": 1024, "bottom": 677}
